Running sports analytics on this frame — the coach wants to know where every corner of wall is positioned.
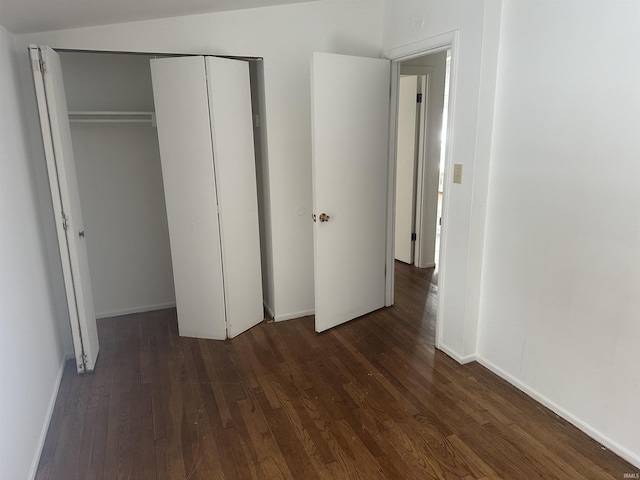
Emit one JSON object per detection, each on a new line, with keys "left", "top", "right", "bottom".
{"left": 462, "top": 0, "right": 503, "bottom": 358}
{"left": 438, "top": 342, "right": 477, "bottom": 365}
{"left": 476, "top": 354, "right": 640, "bottom": 469}
{"left": 27, "top": 356, "right": 68, "bottom": 480}
{"left": 1, "top": 28, "right": 70, "bottom": 480}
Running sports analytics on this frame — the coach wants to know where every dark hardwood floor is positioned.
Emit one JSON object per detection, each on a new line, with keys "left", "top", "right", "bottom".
{"left": 36, "top": 262, "right": 635, "bottom": 479}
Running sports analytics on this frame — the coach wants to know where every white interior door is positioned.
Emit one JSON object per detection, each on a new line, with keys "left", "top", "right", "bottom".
{"left": 394, "top": 76, "right": 419, "bottom": 264}
{"left": 151, "top": 56, "right": 227, "bottom": 340}
{"left": 205, "top": 56, "right": 264, "bottom": 338}
{"left": 30, "top": 46, "right": 99, "bottom": 373}
{"left": 311, "top": 52, "right": 390, "bottom": 333}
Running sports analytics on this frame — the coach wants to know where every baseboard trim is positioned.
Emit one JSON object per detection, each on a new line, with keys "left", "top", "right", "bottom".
{"left": 28, "top": 355, "right": 67, "bottom": 480}
{"left": 476, "top": 355, "right": 640, "bottom": 469}
{"left": 438, "top": 344, "right": 476, "bottom": 365}
{"left": 96, "top": 302, "right": 176, "bottom": 319}
{"left": 417, "top": 261, "right": 436, "bottom": 269}
{"left": 274, "top": 309, "right": 315, "bottom": 322}
{"left": 263, "top": 302, "right": 275, "bottom": 320}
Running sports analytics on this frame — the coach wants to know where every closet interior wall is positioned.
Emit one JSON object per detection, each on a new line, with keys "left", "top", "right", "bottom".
{"left": 59, "top": 52, "right": 176, "bottom": 318}
{"left": 248, "top": 59, "right": 274, "bottom": 317}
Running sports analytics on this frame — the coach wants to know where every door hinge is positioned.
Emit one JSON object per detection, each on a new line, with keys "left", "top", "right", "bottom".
{"left": 39, "top": 59, "right": 46, "bottom": 74}
{"left": 411, "top": 233, "right": 417, "bottom": 241}
{"left": 62, "top": 211, "right": 69, "bottom": 231}
{"left": 416, "top": 93, "right": 423, "bottom": 103}
{"left": 77, "top": 354, "right": 89, "bottom": 372}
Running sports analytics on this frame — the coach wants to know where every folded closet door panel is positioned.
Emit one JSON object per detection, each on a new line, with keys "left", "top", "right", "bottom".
{"left": 31, "top": 45, "right": 99, "bottom": 372}
{"left": 206, "top": 57, "right": 264, "bottom": 338}
{"left": 150, "top": 56, "right": 226, "bottom": 340}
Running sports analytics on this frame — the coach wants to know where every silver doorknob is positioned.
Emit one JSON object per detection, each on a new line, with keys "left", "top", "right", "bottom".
{"left": 319, "top": 213, "right": 330, "bottom": 223}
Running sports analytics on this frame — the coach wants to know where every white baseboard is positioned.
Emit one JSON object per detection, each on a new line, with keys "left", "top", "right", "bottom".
{"left": 263, "top": 301, "right": 275, "bottom": 320}
{"left": 417, "top": 261, "right": 436, "bottom": 269}
{"left": 28, "top": 355, "right": 67, "bottom": 480}
{"left": 274, "top": 309, "right": 315, "bottom": 322}
{"left": 476, "top": 355, "right": 640, "bottom": 469}
{"left": 437, "top": 343, "right": 476, "bottom": 364}
{"left": 96, "top": 302, "right": 176, "bottom": 319}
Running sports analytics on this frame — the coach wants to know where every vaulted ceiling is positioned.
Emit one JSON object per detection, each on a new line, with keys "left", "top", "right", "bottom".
{"left": 0, "top": 0, "right": 319, "bottom": 34}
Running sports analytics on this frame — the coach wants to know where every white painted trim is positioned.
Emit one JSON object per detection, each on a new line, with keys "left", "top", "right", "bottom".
{"left": 436, "top": 36, "right": 459, "bottom": 353}
{"left": 274, "top": 309, "right": 315, "bottom": 322}
{"left": 400, "top": 65, "right": 431, "bottom": 76}
{"left": 383, "top": 31, "right": 460, "bottom": 354}
{"left": 476, "top": 356, "right": 640, "bottom": 469}
{"left": 263, "top": 301, "right": 275, "bottom": 320}
{"left": 413, "top": 73, "right": 428, "bottom": 268}
{"left": 385, "top": 60, "right": 399, "bottom": 307}
{"left": 95, "top": 302, "right": 176, "bottom": 319}
{"left": 384, "top": 31, "right": 456, "bottom": 61}
{"left": 439, "top": 344, "right": 476, "bottom": 365}
{"left": 28, "top": 355, "right": 67, "bottom": 480}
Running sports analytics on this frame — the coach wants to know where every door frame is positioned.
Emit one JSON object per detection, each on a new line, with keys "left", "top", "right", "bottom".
{"left": 30, "top": 46, "right": 270, "bottom": 343}
{"left": 384, "top": 30, "right": 459, "bottom": 350}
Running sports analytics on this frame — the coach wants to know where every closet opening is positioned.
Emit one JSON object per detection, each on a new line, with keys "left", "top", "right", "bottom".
{"left": 35, "top": 47, "right": 270, "bottom": 372}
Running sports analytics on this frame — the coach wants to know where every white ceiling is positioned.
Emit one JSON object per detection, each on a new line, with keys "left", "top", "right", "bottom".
{"left": 0, "top": 0, "right": 318, "bottom": 34}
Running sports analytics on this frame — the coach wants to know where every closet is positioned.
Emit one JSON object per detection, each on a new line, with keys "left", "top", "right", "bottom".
{"left": 61, "top": 51, "right": 175, "bottom": 321}
{"left": 30, "top": 46, "right": 265, "bottom": 373}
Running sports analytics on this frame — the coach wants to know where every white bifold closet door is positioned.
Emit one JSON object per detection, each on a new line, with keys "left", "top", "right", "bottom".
{"left": 150, "top": 56, "right": 263, "bottom": 340}
{"left": 30, "top": 45, "right": 99, "bottom": 373}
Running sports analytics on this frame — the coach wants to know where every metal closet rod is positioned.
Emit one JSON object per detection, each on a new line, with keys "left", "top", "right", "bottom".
{"left": 68, "top": 111, "right": 156, "bottom": 124}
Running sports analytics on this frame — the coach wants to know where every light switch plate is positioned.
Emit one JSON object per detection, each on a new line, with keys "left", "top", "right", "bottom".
{"left": 453, "top": 164, "right": 463, "bottom": 184}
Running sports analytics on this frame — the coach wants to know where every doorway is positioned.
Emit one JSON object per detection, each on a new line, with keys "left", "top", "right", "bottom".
{"left": 59, "top": 51, "right": 175, "bottom": 321}
{"left": 31, "top": 47, "right": 269, "bottom": 372}
{"left": 384, "top": 32, "right": 458, "bottom": 352}
{"left": 393, "top": 50, "right": 450, "bottom": 271}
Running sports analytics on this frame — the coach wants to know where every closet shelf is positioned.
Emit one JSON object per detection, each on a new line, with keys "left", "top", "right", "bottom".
{"left": 68, "top": 111, "right": 156, "bottom": 124}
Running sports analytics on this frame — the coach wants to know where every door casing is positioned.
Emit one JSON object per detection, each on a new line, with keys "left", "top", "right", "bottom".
{"left": 384, "top": 30, "right": 459, "bottom": 351}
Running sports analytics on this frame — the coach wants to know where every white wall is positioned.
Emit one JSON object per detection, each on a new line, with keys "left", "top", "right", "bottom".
{"left": 249, "top": 59, "right": 276, "bottom": 314}
{"left": 383, "top": 0, "right": 502, "bottom": 360}
{"left": 0, "top": 26, "right": 69, "bottom": 480}
{"left": 478, "top": 0, "right": 640, "bottom": 466}
{"left": 60, "top": 52, "right": 176, "bottom": 317}
{"left": 17, "top": 0, "right": 384, "bottom": 321}
{"left": 70, "top": 123, "right": 176, "bottom": 317}
{"left": 61, "top": 51, "right": 156, "bottom": 111}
